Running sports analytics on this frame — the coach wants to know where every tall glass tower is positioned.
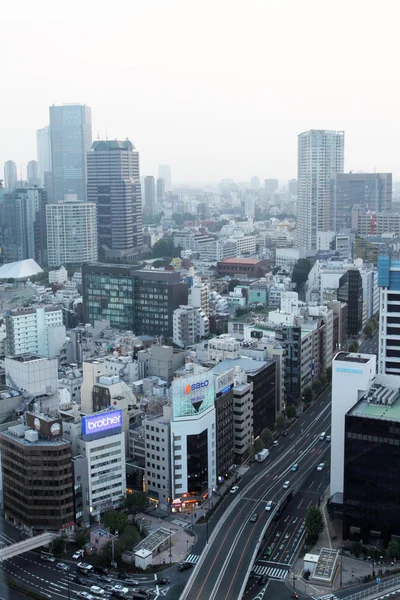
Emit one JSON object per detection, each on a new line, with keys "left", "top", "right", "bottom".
{"left": 49, "top": 104, "right": 92, "bottom": 202}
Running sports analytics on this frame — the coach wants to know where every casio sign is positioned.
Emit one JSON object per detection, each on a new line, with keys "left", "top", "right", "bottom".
{"left": 185, "top": 380, "right": 209, "bottom": 394}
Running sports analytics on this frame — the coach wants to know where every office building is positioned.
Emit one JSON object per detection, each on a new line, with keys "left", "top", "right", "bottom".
{"left": 378, "top": 255, "right": 400, "bottom": 375}
{"left": 158, "top": 165, "right": 171, "bottom": 192}
{"left": 137, "top": 345, "right": 186, "bottom": 384}
{"left": 0, "top": 415, "right": 74, "bottom": 534}
{"left": 36, "top": 125, "right": 52, "bottom": 186}
{"left": 4, "top": 161, "right": 17, "bottom": 191}
{"left": 5, "top": 305, "right": 65, "bottom": 358}
{"left": 5, "top": 354, "right": 59, "bottom": 415}
{"left": 144, "top": 176, "right": 155, "bottom": 214}
{"left": 173, "top": 305, "right": 209, "bottom": 348}
{"left": 331, "top": 173, "right": 392, "bottom": 231}
{"left": 250, "top": 176, "right": 260, "bottom": 190}
{"left": 46, "top": 195, "right": 98, "bottom": 266}
{"left": 144, "top": 407, "right": 171, "bottom": 509}
{"left": 156, "top": 177, "right": 165, "bottom": 204}
{"left": 27, "top": 160, "right": 39, "bottom": 187}
{"left": 275, "top": 326, "right": 301, "bottom": 406}
{"left": 214, "top": 370, "right": 235, "bottom": 479}
{"left": 288, "top": 179, "right": 298, "bottom": 197}
{"left": 49, "top": 103, "right": 92, "bottom": 202}
{"left": 337, "top": 269, "right": 363, "bottom": 336}
{"left": 82, "top": 264, "right": 188, "bottom": 336}
{"left": 216, "top": 258, "right": 270, "bottom": 278}
{"left": 87, "top": 140, "right": 142, "bottom": 259}
{"left": 297, "top": 130, "right": 344, "bottom": 250}
{"left": 264, "top": 179, "right": 278, "bottom": 193}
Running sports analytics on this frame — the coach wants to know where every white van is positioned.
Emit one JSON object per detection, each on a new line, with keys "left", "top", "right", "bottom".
{"left": 319, "top": 432, "right": 326, "bottom": 440}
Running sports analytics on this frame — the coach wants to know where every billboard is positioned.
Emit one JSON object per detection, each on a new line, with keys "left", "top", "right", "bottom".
{"left": 172, "top": 372, "right": 215, "bottom": 418}
{"left": 26, "top": 413, "right": 63, "bottom": 439}
{"left": 215, "top": 370, "right": 234, "bottom": 396}
{"left": 82, "top": 410, "right": 122, "bottom": 437}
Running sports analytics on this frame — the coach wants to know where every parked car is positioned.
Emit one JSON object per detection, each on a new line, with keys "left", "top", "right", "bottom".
{"left": 250, "top": 513, "right": 258, "bottom": 522}
{"left": 230, "top": 485, "right": 239, "bottom": 494}
{"left": 56, "top": 562, "right": 69, "bottom": 572}
{"left": 283, "top": 480, "right": 290, "bottom": 489}
{"left": 178, "top": 562, "right": 193, "bottom": 571}
{"left": 73, "top": 549, "right": 84, "bottom": 560}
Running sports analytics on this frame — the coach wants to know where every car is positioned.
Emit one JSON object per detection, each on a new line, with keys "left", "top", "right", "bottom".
{"left": 56, "top": 562, "right": 69, "bottom": 572}
{"left": 40, "top": 554, "right": 56, "bottom": 562}
{"left": 178, "top": 562, "right": 193, "bottom": 571}
{"left": 230, "top": 485, "right": 239, "bottom": 494}
{"left": 250, "top": 513, "right": 258, "bottom": 522}
{"left": 265, "top": 501, "right": 273, "bottom": 511}
{"left": 73, "top": 549, "right": 85, "bottom": 560}
{"left": 258, "top": 573, "right": 268, "bottom": 584}
{"left": 264, "top": 545, "right": 274, "bottom": 557}
{"left": 326, "top": 435, "right": 331, "bottom": 442}
{"left": 279, "top": 543, "right": 285, "bottom": 550}
{"left": 90, "top": 586, "right": 105, "bottom": 596}
{"left": 111, "top": 592, "right": 128, "bottom": 599}
{"left": 283, "top": 480, "right": 290, "bottom": 489}
{"left": 125, "top": 578, "right": 139, "bottom": 585}
{"left": 78, "top": 562, "right": 93, "bottom": 572}
{"left": 117, "top": 573, "right": 128, "bottom": 580}
{"left": 133, "top": 592, "right": 150, "bottom": 600}
{"left": 317, "top": 462, "right": 325, "bottom": 471}
{"left": 112, "top": 585, "right": 129, "bottom": 593}
{"left": 77, "top": 593, "right": 95, "bottom": 600}
{"left": 74, "top": 576, "right": 86, "bottom": 584}
{"left": 157, "top": 578, "right": 170, "bottom": 584}
{"left": 319, "top": 432, "right": 326, "bottom": 440}
{"left": 272, "top": 440, "right": 279, "bottom": 447}
{"left": 284, "top": 533, "right": 290, "bottom": 540}
{"left": 98, "top": 575, "right": 112, "bottom": 583}
{"left": 282, "top": 430, "right": 288, "bottom": 437}
{"left": 291, "top": 463, "right": 298, "bottom": 471}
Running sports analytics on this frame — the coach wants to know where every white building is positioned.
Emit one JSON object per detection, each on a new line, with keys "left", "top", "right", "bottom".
{"left": 190, "top": 283, "right": 210, "bottom": 316}
{"left": 275, "top": 248, "right": 303, "bottom": 269}
{"left": 234, "top": 235, "right": 257, "bottom": 256}
{"left": 46, "top": 195, "right": 98, "bottom": 266}
{"left": 330, "top": 352, "right": 376, "bottom": 498}
{"left": 208, "top": 335, "right": 240, "bottom": 363}
{"left": 297, "top": 130, "right": 344, "bottom": 250}
{"left": 5, "top": 306, "right": 66, "bottom": 358}
{"left": 5, "top": 353, "right": 59, "bottom": 414}
{"left": 377, "top": 256, "right": 400, "bottom": 375}
{"left": 173, "top": 305, "right": 209, "bottom": 348}
{"left": 144, "top": 406, "right": 171, "bottom": 509}
{"left": 48, "top": 266, "right": 68, "bottom": 285}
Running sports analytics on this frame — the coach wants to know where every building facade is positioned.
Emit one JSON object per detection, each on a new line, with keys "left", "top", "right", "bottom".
{"left": 337, "top": 270, "right": 363, "bottom": 336}
{"left": 144, "top": 176, "right": 155, "bottom": 214}
{"left": 36, "top": 125, "right": 52, "bottom": 187}
{"left": 172, "top": 305, "right": 209, "bottom": 348}
{"left": 297, "top": 130, "right": 344, "bottom": 250}
{"left": 5, "top": 305, "right": 65, "bottom": 358}
{"left": 4, "top": 161, "right": 17, "bottom": 191}
{"left": 144, "top": 408, "right": 171, "bottom": 509}
{"left": 378, "top": 255, "right": 400, "bottom": 375}
{"left": 158, "top": 165, "right": 171, "bottom": 192}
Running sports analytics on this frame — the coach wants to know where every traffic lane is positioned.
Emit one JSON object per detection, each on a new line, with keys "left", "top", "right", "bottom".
{"left": 189, "top": 409, "right": 332, "bottom": 599}
{"left": 0, "top": 578, "right": 30, "bottom": 600}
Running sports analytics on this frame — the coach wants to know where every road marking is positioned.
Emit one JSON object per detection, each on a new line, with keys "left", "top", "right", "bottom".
{"left": 307, "top": 500, "right": 313, "bottom": 508}
{"left": 289, "top": 433, "right": 295, "bottom": 439}
{"left": 310, "top": 411, "right": 315, "bottom": 416}
{"left": 309, "top": 480, "right": 314, "bottom": 489}
{"left": 185, "top": 554, "right": 200, "bottom": 564}
{"left": 252, "top": 565, "right": 288, "bottom": 579}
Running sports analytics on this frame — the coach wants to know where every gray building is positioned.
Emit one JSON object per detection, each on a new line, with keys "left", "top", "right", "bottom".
{"left": 4, "top": 161, "right": 17, "bottom": 191}
{"left": 137, "top": 345, "right": 186, "bottom": 383}
{"left": 157, "top": 177, "right": 165, "bottom": 203}
{"left": 144, "top": 176, "right": 155, "bottom": 214}
{"left": 297, "top": 130, "right": 344, "bottom": 250}
{"left": 331, "top": 172, "right": 392, "bottom": 232}
{"left": 87, "top": 140, "right": 142, "bottom": 259}
{"left": 49, "top": 104, "right": 92, "bottom": 202}
{"left": 27, "top": 161, "right": 39, "bottom": 187}
{"left": 158, "top": 165, "right": 171, "bottom": 193}
{"left": 144, "top": 407, "right": 172, "bottom": 509}
{"left": 36, "top": 125, "right": 52, "bottom": 187}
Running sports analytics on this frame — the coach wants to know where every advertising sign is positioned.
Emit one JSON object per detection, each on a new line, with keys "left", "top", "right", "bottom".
{"left": 215, "top": 370, "right": 234, "bottom": 396}
{"left": 82, "top": 410, "right": 122, "bottom": 437}
{"left": 172, "top": 372, "right": 215, "bottom": 418}
{"left": 26, "top": 413, "right": 63, "bottom": 439}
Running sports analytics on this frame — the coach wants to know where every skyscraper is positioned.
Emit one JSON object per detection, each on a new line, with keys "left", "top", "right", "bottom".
{"left": 144, "top": 175, "right": 155, "bottom": 214}
{"left": 297, "top": 129, "right": 344, "bottom": 250}
{"left": 87, "top": 140, "right": 143, "bottom": 260}
{"left": 156, "top": 177, "right": 165, "bottom": 203}
{"left": 337, "top": 269, "right": 363, "bottom": 336}
{"left": 36, "top": 125, "right": 52, "bottom": 186}
{"left": 378, "top": 255, "right": 400, "bottom": 376}
{"left": 4, "top": 161, "right": 17, "bottom": 191}
{"left": 49, "top": 104, "right": 92, "bottom": 202}
{"left": 27, "top": 160, "right": 39, "bottom": 187}
{"left": 158, "top": 164, "right": 172, "bottom": 192}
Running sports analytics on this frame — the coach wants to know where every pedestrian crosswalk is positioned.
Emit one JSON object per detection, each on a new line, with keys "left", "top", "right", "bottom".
{"left": 171, "top": 518, "right": 190, "bottom": 529}
{"left": 252, "top": 565, "right": 288, "bottom": 580}
{"left": 185, "top": 554, "right": 200, "bottom": 564}
{"left": 311, "top": 594, "right": 338, "bottom": 600}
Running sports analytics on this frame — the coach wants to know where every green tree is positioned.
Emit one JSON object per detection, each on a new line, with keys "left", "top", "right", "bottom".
{"left": 121, "top": 492, "right": 149, "bottom": 515}
{"left": 326, "top": 366, "right": 332, "bottom": 383}
{"left": 351, "top": 541, "right": 363, "bottom": 558}
{"left": 152, "top": 239, "right": 170, "bottom": 258}
{"left": 319, "top": 372, "right": 327, "bottom": 388}
{"left": 118, "top": 524, "right": 140, "bottom": 550}
{"left": 370, "top": 317, "right": 378, "bottom": 330}
{"left": 103, "top": 510, "right": 128, "bottom": 535}
{"left": 253, "top": 438, "right": 264, "bottom": 454}
{"left": 286, "top": 404, "right": 297, "bottom": 420}
{"left": 228, "top": 279, "right": 240, "bottom": 292}
{"left": 312, "top": 379, "right": 322, "bottom": 397}
{"left": 75, "top": 528, "right": 90, "bottom": 548}
{"left": 305, "top": 506, "right": 324, "bottom": 540}
{"left": 388, "top": 540, "right": 400, "bottom": 559}
{"left": 291, "top": 259, "right": 311, "bottom": 288}
{"left": 52, "top": 536, "right": 66, "bottom": 558}
{"left": 261, "top": 428, "right": 273, "bottom": 447}
{"left": 363, "top": 322, "right": 374, "bottom": 338}
{"left": 276, "top": 415, "right": 286, "bottom": 430}
{"left": 302, "top": 387, "right": 313, "bottom": 403}
{"left": 349, "top": 341, "right": 359, "bottom": 353}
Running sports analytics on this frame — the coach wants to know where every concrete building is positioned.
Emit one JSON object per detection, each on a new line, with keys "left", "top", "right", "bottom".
{"left": 275, "top": 248, "right": 303, "bottom": 269}
{"left": 297, "top": 130, "right": 344, "bottom": 250}
{"left": 156, "top": 178, "right": 165, "bottom": 203}
{"left": 27, "top": 160, "right": 39, "bottom": 187}
{"left": 378, "top": 255, "right": 400, "bottom": 376}
{"left": 36, "top": 125, "right": 52, "bottom": 187}
{"left": 158, "top": 165, "right": 171, "bottom": 192}
{"left": 213, "top": 369, "right": 235, "bottom": 478}
{"left": 190, "top": 284, "right": 210, "bottom": 316}
{"left": 46, "top": 196, "right": 98, "bottom": 266}
{"left": 4, "top": 161, "right": 17, "bottom": 191}
{"left": 216, "top": 258, "right": 270, "bottom": 278}
{"left": 355, "top": 210, "right": 400, "bottom": 238}
{"left": 5, "top": 354, "right": 59, "bottom": 413}
{"left": 172, "top": 305, "right": 209, "bottom": 348}
{"left": 137, "top": 345, "right": 186, "bottom": 384}
{"left": 5, "top": 305, "right": 66, "bottom": 358}
{"left": 49, "top": 104, "right": 92, "bottom": 202}
{"left": 144, "top": 176, "right": 155, "bottom": 214}
{"left": 144, "top": 406, "right": 171, "bottom": 509}
{"left": 208, "top": 335, "right": 240, "bottom": 363}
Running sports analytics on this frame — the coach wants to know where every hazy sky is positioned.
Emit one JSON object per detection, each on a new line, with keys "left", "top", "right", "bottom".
{"left": 1, "top": 0, "right": 399, "bottom": 184}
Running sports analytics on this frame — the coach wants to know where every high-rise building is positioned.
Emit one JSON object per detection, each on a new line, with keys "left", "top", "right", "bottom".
{"left": 264, "top": 179, "right": 278, "bottom": 193}
{"left": 297, "top": 130, "right": 344, "bottom": 250}
{"left": 46, "top": 195, "right": 98, "bottom": 266}
{"left": 378, "top": 255, "right": 400, "bottom": 376}
{"left": 27, "top": 160, "right": 39, "bottom": 187}
{"left": 6, "top": 305, "right": 65, "bottom": 357}
{"left": 172, "top": 304, "right": 209, "bottom": 348}
{"left": 49, "top": 104, "right": 92, "bottom": 202}
{"left": 36, "top": 125, "right": 52, "bottom": 186}
{"left": 158, "top": 164, "right": 171, "bottom": 192}
{"left": 337, "top": 269, "right": 363, "bottom": 336}
{"left": 144, "top": 175, "right": 155, "bottom": 214}
{"left": 87, "top": 140, "right": 142, "bottom": 259}
{"left": 331, "top": 173, "right": 392, "bottom": 231}
{"left": 288, "top": 179, "right": 298, "bottom": 197}
{"left": 156, "top": 177, "right": 165, "bottom": 203}
{"left": 250, "top": 176, "right": 260, "bottom": 190}
{"left": 4, "top": 161, "right": 17, "bottom": 191}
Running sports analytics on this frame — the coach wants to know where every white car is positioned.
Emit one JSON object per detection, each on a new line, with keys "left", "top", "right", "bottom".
{"left": 56, "top": 562, "right": 69, "bottom": 572}
{"left": 73, "top": 549, "right": 84, "bottom": 560}
{"left": 283, "top": 481, "right": 290, "bottom": 489}
{"left": 112, "top": 585, "right": 129, "bottom": 594}
{"left": 77, "top": 593, "right": 95, "bottom": 600}
{"left": 90, "top": 586, "right": 105, "bottom": 597}
{"left": 40, "top": 554, "right": 56, "bottom": 562}
{"left": 230, "top": 485, "right": 239, "bottom": 494}
{"left": 317, "top": 462, "right": 325, "bottom": 471}
{"left": 265, "top": 501, "right": 273, "bottom": 511}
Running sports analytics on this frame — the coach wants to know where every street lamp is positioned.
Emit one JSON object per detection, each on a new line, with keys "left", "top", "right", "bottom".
{"left": 169, "top": 529, "right": 172, "bottom": 564}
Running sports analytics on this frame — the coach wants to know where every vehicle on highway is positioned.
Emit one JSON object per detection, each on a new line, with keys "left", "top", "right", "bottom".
{"left": 230, "top": 485, "right": 239, "bottom": 494}
{"left": 317, "top": 462, "right": 325, "bottom": 471}
{"left": 319, "top": 431, "right": 326, "bottom": 440}
{"left": 90, "top": 586, "right": 105, "bottom": 596}
{"left": 117, "top": 573, "right": 128, "bottom": 580}
{"left": 282, "top": 429, "right": 288, "bottom": 436}
{"left": 326, "top": 435, "right": 331, "bottom": 442}
{"left": 57, "top": 562, "right": 69, "bottom": 572}
{"left": 111, "top": 592, "right": 128, "bottom": 599}
{"left": 74, "top": 576, "right": 85, "bottom": 585}
{"left": 284, "top": 533, "right": 290, "bottom": 539}
{"left": 178, "top": 561, "right": 193, "bottom": 571}
{"left": 112, "top": 585, "right": 129, "bottom": 594}
{"left": 93, "top": 566, "right": 109, "bottom": 575}
{"left": 279, "top": 543, "right": 285, "bottom": 550}
{"left": 73, "top": 549, "right": 84, "bottom": 560}
{"left": 255, "top": 448, "right": 269, "bottom": 462}
{"left": 98, "top": 575, "right": 112, "bottom": 583}
{"left": 272, "top": 440, "right": 278, "bottom": 447}
{"left": 40, "top": 553, "right": 56, "bottom": 562}
{"left": 132, "top": 592, "right": 150, "bottom": 600}
{"left": 283, "top": 480, "right": 290, "bottom": 489}
{"left": 250, "top": 513, "right": 258, "bottom": 522}
{"left": 291, "top": 463, "right": 298, "bottom": 471}
{"left": 258, "top": 573, "right": 268, "bottom": 584}
{"left": 265, "top": 501, "right": 273, "bottom": 511}
{"left": 157, "top": 578, "right": 170, "bottom": 584}
{"left": 77, "top": 562, "right": 94, "bottom": 574}
{"left": 125, "top": 578, "right": 139, "bottom": 585}
{"left": 77, "top": 593, "right": 95, "bottom": 600}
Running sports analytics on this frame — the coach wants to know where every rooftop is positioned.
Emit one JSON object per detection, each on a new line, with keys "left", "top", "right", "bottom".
{"left": 219, "top": 258, "right": 262, "bottom": 264}
{"left": 0, "top": 259, "right": 43, "bottom": 280}
{"left": 212, "top": 356, "right": 272, "bottom": 376}
{"left": 349, "top": 379, "right": 400, "bottom": 422}
{"left": 335, "top": 352, "right": 373, "bottom": 364}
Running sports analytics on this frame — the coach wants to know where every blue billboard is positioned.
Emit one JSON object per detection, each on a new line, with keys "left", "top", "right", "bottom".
{"left": 82, "top": 410, "right": 122, "bottom": 437}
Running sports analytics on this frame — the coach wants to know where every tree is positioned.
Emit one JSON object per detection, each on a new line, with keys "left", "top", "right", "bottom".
{"left": 103, "top": 510, "right": 128, "bottom": 535}
{"left": 326, "top": 366, "right": 332, "bottom": 383}
{"left": 286, "top": 404, "right": 297, "bottom": 420}
{"left": 52, "top": 536, "right": 66, "bottom": 558}
{"left": 388, "top": 540, "right": 400, "bottom": 559}
{"left": 276, "top": 415, "right": 286, "bottom": 430}
{"left": 152, "top": 239, "right": 170, "bottom": 258}
{"left": 261, "top": 428, "right": 273, "bottom": 447}
{"left": 363, "top": 322, "right": 374, "bottom": 339}
{"left": 370, "top": 317, "right": 378, "bottom": 330}
{"left": 228, "top": 279, "right": 241, "bottom": 292}
{"left": 291, "top": 259, "right": 311, "bottom": 289}
{"left": 349, "top": 341, "right": 359, "bottom": 353}
{"left": 319, "top": 372, "right": 327, "bottom": 388}
{"left": 305, "top": 507, "right": 324, "bottom": 540}
{"left": 351, "top": 541, "right": 363, "bottom": 558}
{"left": 118, "top": 524, "right": 140, "bottom": 549}
{"left": 75, "top": 528, "right": 90, "bottom": 548}
{"left": 253, "top": 438, "right": 264, "bottom": 454}
{"left": 303, "top": 387, "right": 313, "bottom": 403}
{"left": 121, "top": 492, "right": 149, "bottom": 515}
{"left": 312, "top": 379, "right": 322, "bottom": 397}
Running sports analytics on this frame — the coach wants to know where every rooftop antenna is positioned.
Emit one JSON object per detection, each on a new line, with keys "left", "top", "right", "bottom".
{"left": 97, "top": 131, "right": 100, "bottom": 140}
{"left": 105, "top": 128, "right": 108, "bottom": 140}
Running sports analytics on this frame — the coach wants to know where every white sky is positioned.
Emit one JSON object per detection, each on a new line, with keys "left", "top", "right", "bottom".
{"left": 1, "top": 0, "right": 399, "bottom": 184}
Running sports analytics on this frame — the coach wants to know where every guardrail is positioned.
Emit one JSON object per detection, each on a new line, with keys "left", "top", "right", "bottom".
{"left": 340, "top": 575, "right": 400, "bottom": 600}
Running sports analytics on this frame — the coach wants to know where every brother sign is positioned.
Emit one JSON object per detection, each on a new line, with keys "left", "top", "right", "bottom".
{"left": 82, "top": 410, "right": 122, "bottom": 436}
